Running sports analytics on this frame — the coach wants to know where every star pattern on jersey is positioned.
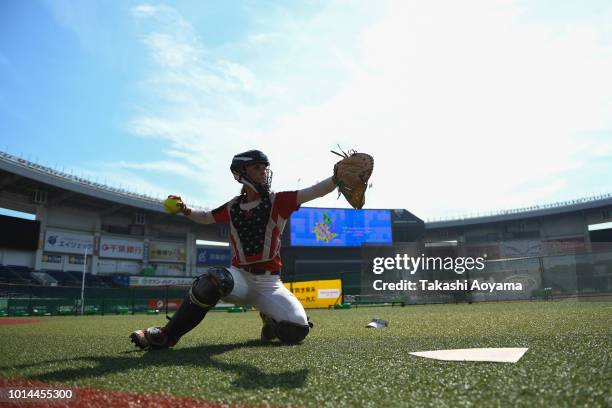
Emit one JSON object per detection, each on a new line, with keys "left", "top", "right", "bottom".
{"left": 231, "top": 197, "right": 272, "bottom": 256}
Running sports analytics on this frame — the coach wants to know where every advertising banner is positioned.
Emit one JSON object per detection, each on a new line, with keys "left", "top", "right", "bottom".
{"left": 129, "top": 276, "right": 193, "bottom": 286}
{"left": 65, "top": 255, "right": 90, "bottom": 272}
{"left": 143, "top": 240, "right": 149, "bottom": 263}
{"left": 99, "top": 259, "right": 142, "bottom": 274}
{"left": 149, "top": 241, "right": 186, "bottom": 262}
{"left": 97, "top": 258, "right": 118, "bottom": 274}
{"left": 147, "top": 298, "right": 183, "bottom": 310}
{"left": 44, "top": 230, "right": 93, "bottom": 255}
{"left": 68, "top": 255, "right": 85, "bottom": 265}
{"left": 284, "top": 279, "right": 342, "bottom": 309}
{"left": 147, "top": 298, "right": 234, "bottom": 310}
{"left": 196, "top": 247, "right": 231, "bottom": 266}
{"left": 41, "top": 252, "right": 63, "bottom": 270}
{"left": 117, "top": 260, "right": 141, "bottom": 275}
{"left": 150, "top": 263, "right": 185, "bottom": 276}
{"left": 100, "top": 237, "right": 144, "bottom": 260}
{"left": 42, "top": 253, "right": 62, "bottom": 264}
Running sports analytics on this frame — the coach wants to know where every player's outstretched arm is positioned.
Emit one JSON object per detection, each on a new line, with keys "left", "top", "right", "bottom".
{"left": 296, "top": 148, "right": 373, "bottom": 209}
{"left": 296, "top": 177, "right": 336, "bottom": 205}
{"left": 186, "top": 210, "right": 215, "bottom": 224}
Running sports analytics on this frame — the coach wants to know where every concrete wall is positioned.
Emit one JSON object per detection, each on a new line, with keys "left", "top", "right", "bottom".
{"left": 424, "top": 208, "right": 612, "bottom": 254}
{"left": 0, "top": 249, "right": 35, "bottom": 267}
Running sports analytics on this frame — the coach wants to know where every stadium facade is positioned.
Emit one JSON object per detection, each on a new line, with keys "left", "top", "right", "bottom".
{"left": 1, "top": 151, "right": 610, "bottom": 298}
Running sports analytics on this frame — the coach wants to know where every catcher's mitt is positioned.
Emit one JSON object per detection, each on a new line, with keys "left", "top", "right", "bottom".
{"left": 331, "top": 147, "right": 374, "bottom": 209}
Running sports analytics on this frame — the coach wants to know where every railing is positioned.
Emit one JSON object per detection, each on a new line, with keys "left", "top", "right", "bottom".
{"left": 0, "top": 283, "right": 197, "bottom": 316}
{"left": 426, "top": 192, "right": 612, "bottom": 223}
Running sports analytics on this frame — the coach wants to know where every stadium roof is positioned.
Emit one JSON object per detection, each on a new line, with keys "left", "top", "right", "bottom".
{"left": 426, "top": 193, "right": 612, "bottom": 229}
{"left": 0, "top": 151, "right": 208, "bottom": 213}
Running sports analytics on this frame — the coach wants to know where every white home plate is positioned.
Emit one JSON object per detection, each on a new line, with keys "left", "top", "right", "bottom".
{"left": 409, "top": 348, "right": 528, "bottom": 363}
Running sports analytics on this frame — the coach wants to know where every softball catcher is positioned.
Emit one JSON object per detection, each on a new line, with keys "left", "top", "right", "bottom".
{"left": 130, "top": 148, "right": 373, "bottom": 349}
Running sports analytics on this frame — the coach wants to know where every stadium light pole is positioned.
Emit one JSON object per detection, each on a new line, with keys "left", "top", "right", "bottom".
{"left": 80, "top": 247, "right": 87, "bottom": 316}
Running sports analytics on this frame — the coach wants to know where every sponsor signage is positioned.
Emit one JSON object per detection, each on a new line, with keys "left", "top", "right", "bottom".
{"left": 196, "top": 247, "right": 231, "bottom": 266}
{"left": 44, "top": 230, "right": 93, "bottom": 255}
{"left": 100, "top": 237, "right": 144, "bottom": 260}
{"left": 150, "top": 263, "right": 185, "bottom": 276}
{"left": 42, "top": 253, "right": 62, "bottom": 264}
{"left": 129, "top": 276, "right": 193, "bottom": 286}
{"left": 143, "top": 240, "right": 149, "bottom": 263}
{"left": 68, "top": 255, "right": 85, "bottom": 265}
{"left": 147, "top": 298, "right": 233, "bottom": 310}
{"left": 149, "top": 241, "right": 186, "bottom": 262}
{"left": 98, "top": 258, "right": 117, "bottom": 274}
{"left": 147, "top": 298, "right": 183, "bottom": 310}
{"left": 318, "top": 288, "right": 341, "bottom": 299}
{"left": 112, "top": 275, "right": 130, "bottom": 287}
{"left": 284, "top": 279, "right": 342, "bottom": 309}
{"left": 118, "top": 260, "right": 141, "bottom": 275}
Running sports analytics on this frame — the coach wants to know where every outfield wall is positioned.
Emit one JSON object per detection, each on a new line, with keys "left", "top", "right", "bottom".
{"left": 2, "top": 244, "right": 611, "bottom": 317}
{"left": 0, "top": 275, "right": 344, "bottom": 316}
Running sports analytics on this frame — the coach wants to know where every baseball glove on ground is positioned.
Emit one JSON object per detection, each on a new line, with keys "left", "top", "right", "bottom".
{"left": 331, "top": 147, "right": 374, "bottom": 209}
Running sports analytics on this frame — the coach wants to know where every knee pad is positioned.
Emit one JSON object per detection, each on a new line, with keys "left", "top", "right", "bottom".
{"left": 275, "top": 320, "right": 310, "bottom": 344}
{"left": 189, "top": 267, "right": 234, "bottom": 309}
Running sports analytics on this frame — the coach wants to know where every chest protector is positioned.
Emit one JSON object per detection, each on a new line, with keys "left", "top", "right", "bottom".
{"left": 229, "top": 195, "right": 273, "bottom": 257}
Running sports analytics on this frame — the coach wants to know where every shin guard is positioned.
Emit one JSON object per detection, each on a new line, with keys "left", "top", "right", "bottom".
{"left": 164, "top": 268, "right": 234, "bottom": 345}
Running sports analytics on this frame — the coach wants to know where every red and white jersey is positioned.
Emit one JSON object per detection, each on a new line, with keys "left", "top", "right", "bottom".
{"left": 211, "top": 191, "right": 300, "bottom": 272}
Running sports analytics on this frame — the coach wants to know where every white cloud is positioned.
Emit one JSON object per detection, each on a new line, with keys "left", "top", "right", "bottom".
{"left": 131, "top": 4, "right": 162, "bottom": 18}
{"left": 125, "top": 1, "right": 612, "bottom": 219}
{"left": 114, "top": 160, "right": 199, "bottom": 178}
{"left": 41, "top": 0, "right": 116, "bottom": 58}
{"left": 144, "top": 33, "right": 199, "bottom": 68}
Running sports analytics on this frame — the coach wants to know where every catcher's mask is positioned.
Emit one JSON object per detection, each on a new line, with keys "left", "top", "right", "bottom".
{"left": 230, "top": 150, "right": 273, "bottom": 197}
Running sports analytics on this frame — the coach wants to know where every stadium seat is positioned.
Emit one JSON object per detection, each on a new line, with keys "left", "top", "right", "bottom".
{"left": 2, "top": 266, "right": 34, "bottom": 284}
{"left": 0, "top": 266, "right": 18, "bottom": 282}
{"left": 45, "top": 270, "right": 79, "bottom": 286}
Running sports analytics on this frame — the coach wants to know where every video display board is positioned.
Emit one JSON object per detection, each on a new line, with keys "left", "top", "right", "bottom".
{"left": 290, "top": 208, "right": 392, "bottom": 247}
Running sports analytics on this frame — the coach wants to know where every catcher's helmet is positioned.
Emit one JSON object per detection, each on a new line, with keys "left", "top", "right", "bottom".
{"left": 231, "top": 150, "right": 272, "bottom": 197}
{"left": 231, "top": 150, "right": 269, "bottom": 174}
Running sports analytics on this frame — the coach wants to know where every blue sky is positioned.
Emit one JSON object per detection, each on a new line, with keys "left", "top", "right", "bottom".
{"left": 1, "top": 0, "right": 611, "bottom": 220}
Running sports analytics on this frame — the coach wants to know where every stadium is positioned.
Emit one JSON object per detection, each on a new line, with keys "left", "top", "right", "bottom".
{"left": 1, "top": 151, "right": 610, "bottom": 407}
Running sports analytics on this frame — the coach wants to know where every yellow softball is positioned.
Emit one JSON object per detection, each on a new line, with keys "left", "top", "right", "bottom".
{"left": 163, "top": 196, "right": 181, "bottom": 214}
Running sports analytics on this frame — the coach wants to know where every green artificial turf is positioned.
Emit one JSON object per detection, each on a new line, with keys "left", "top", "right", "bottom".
{"left": 1, "top": 301, "right": 611, "bottom": 407}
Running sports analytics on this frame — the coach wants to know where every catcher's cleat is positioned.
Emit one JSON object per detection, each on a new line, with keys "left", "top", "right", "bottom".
{"left": 129, "top": 326, "right": 174, "bottom": 350}
{"left": 260, "top": 313, "right": 278, "bottom": 342}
